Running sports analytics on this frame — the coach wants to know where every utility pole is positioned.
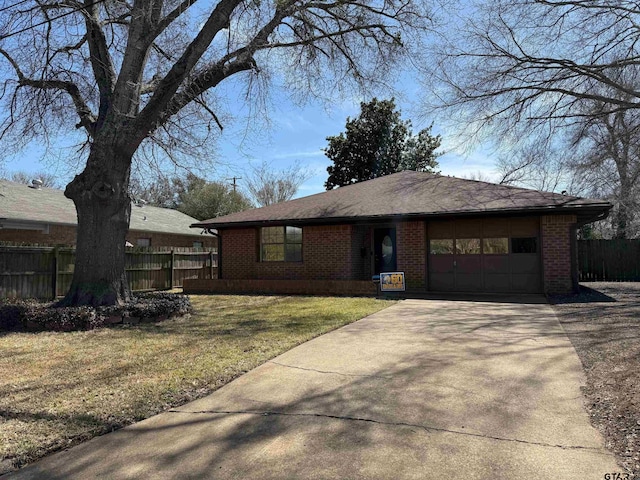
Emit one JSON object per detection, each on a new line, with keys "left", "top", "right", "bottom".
{"left": 227, "top": 177, "right": 242, "bottom": 192}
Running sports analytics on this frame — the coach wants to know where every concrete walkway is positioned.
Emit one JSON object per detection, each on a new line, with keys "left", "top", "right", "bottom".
{"left": 8, "top": 298, "right": 618, "bottom": 479}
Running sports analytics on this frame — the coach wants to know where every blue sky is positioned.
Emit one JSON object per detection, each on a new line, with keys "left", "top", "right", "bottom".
{"left": 1, "top": 76, "right": 499, "bottom": 199}
{"left": 183, "top": 90, "right": 500, "bottom": 197}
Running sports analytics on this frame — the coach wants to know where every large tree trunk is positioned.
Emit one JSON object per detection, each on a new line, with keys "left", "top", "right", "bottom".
{"left": 58, "top": 143, "right": 134, "bottom": 307}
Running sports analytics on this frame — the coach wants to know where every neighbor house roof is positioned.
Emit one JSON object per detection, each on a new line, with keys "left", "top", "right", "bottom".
{"left": 193, "top": 171, "right": 612, "bottom": 229}
{"left": 0, "top": 179, "right": 205, "bottom": 236}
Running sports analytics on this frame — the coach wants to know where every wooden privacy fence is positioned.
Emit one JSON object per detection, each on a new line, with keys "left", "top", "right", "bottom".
{"left": 0, "top": 245, "right": 218, "bottom": 300}
{"left": 578, "top": 239, "right": 640, "bottom": 282}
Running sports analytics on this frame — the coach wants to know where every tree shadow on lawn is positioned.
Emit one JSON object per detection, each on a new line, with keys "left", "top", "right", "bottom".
{"left": 9, "top": 304, "right": 608, "bottom": 479}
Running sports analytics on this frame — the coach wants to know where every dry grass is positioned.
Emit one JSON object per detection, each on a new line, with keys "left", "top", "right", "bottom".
{"left": 551, "top": 283, "right": 640, "bottom": 476}
{"left": 0, "top": 294, "right": 393, "bottom": 471}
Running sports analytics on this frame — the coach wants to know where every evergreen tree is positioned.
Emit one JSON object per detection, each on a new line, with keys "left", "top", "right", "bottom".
{"left": 325, "top": 99, "right": 441, "bottom": 190}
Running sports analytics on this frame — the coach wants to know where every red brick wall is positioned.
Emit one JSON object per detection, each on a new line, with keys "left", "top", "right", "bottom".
{"left": 0, "top": 224, "right": 215, "bottom": 248}
{"left": 185, "top": 278, "right": 377, "bottom": 296}
{"left": 541, "top": 215, "right": 577, "bottom": 295}
{"left": 221, "top": 225, "right": 353, "bottom": 280}
{"left": 396, "top": 220, "right": 426, "bottom": 291}
{"left": 0, "top": 224, "right": 77, "bottom": 245}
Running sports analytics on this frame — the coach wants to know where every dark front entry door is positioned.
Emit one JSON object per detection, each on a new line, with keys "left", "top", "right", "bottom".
{"left": 374, "top": 228, "right": 397, "bottom": 274}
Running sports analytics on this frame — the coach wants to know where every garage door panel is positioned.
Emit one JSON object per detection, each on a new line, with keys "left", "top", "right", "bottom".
{"left": 429, "top": 256, "right": 454, "bottom": 274}
{"left": 511, "top": 274, "right": 541, "bottom": 293}
{"left": 430, "top": 273, "right": 455, "bottom": 291}
{"left": 511, "top": 254, "right": 540, "bottom": 274}
{"left": 510, "top": 217, "right": 539, "bottom": 237}
{"left": 483, "top": 255, "right": 509, "bottom": 274}
{"left": 455, "top": 274, "right": 483, "bottom": 291}
{"left": 484, "top": 274, "right": 511, "bottom": 292}
{"left": 455, "top": 219, "right": 483, "bottom": 238}
{"left": 429, "top": 220, "right": 454, "bottom": 239}
{"left": 483, "top": 218, "right": 509, "bottom": 237}
{"left": 456, "top": 255, "right": 481, "bottom": 274}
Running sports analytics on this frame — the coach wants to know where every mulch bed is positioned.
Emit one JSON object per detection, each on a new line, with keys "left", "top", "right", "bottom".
{"left": 550, "top": 283, "right": 640, "bottom": 475}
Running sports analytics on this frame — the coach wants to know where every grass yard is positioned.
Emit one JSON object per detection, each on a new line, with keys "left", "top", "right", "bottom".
{"left": 0, "top": 294, "right": 393, "bottom": 472}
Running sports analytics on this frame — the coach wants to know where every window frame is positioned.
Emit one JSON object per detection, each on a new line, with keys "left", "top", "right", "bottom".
{"left": 136, "top": 237, "right": 151, "bottom": 247}
{"left": 260, "top": 226, "right": 303, "bottom": 262}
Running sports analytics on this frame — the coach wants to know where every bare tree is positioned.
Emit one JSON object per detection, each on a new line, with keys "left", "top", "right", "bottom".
{"left": 4, "top": 171, "right": 61, "bottom": 189}
{"left": 568, "top": 101, "right": 640, "bottom": 238}
{"left": 492, "top": 99, "right": 640, "bottom": 238}
{"left": 425, "top": 0, "right": 640, "bottom": 237}
{"left": 245, "top": 161, "right": 311, "bottom": 206}
{"left": 0, "top": 0, "right": 432, "bottom": 306}
{"left": 427, "top": 1, "right": 640, "bottom": 138}
{"left": 495, "top": 142, "right": 572, "bottom": 193}
{"left": 129, "top": 175, "right": 177, "bottom": 208}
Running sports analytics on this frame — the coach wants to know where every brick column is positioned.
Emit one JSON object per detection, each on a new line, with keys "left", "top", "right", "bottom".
{"left": 396, "top": 220, "right": 426, "bottom": 291}
{"left": 541, "top": 215, "right": 577, "bottom": 295}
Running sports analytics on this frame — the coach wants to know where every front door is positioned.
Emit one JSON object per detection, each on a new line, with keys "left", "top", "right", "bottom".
{"left": 374, "top": 228, "right": 397, "bottom": 274}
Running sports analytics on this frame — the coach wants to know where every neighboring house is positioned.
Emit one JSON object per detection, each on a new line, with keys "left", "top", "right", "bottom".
{"left": 0, "top": 179, "right": 215, "bottom": 248}
{"left": 187, "top": 171, "right": 611, "bottom": 296}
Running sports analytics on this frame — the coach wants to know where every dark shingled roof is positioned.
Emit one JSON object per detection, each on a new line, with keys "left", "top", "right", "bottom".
{"left": 193, "top": 171, "right": 612, "bottom": 229}
{"left": 0, "top": 179, "right": 206, "bottom": 237}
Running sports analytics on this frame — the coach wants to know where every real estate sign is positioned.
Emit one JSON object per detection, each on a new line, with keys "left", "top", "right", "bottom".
{"left": 380, "top": 272, "right": 405, "bottom": 292}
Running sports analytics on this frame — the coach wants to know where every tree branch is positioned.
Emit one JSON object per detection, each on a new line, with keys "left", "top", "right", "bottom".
{"left": 0, "top": 48, "right": 97, "bottom": 136}
{"left": 82, "top": 0, "right": 116, "bottom": 121}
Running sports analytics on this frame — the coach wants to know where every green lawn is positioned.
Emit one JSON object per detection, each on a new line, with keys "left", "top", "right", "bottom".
{"left": 0, "top": 294, "right": 393, "bottom": 470}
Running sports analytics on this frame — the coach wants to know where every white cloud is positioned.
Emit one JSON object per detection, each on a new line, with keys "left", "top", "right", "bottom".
{"left": 270, "top": 149, "right": 325, "bottom": 160}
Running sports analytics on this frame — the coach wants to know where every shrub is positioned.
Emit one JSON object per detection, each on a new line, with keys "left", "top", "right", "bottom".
{"left": 0, "top": 292, "right": 192, "bottom": 332}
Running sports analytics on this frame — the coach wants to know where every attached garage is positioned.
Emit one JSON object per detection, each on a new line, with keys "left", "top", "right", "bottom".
{"left": 428, "top": 217, "right": 541, "bottom": 293}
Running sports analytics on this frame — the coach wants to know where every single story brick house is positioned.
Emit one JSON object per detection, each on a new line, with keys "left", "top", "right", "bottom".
{"left": 0, "top": 179, "right": 215, "bottom": 248}
{"left": 185, "top": 171, "right": 611, "bottom": 296}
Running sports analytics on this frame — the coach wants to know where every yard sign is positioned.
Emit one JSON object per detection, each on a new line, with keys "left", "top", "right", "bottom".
{"left": 380, "top": 272, "right": 405, "bottom": 292}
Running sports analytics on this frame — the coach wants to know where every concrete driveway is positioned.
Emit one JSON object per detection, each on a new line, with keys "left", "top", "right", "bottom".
{"left": 7, "top": 298, "right": 618, "bottom": 479}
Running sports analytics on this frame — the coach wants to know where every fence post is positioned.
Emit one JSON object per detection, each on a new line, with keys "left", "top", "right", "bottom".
{"left": 170, "top": 250, "right": 175, "bottom": 288}
{"left": 210, "top": 251, "right": 214, "bottom": 279}
{"left": 52, "top": 248, "right": 59, "bottom": 300}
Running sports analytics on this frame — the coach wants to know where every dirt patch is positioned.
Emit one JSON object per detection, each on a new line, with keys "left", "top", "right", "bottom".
{"left": 551, "top": 283, "right": 640, "bottom": 475}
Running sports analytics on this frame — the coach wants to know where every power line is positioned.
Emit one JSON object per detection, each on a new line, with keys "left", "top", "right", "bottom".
{"left": 0, "top": 0, "right": 108, "bottom": 41}
{"left": 0, "top": 0, "right": 33, "bottom": 14}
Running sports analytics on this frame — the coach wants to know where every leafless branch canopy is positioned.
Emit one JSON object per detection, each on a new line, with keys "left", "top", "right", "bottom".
{"left": 245, "top": 160, "right": 312, "bottom": 206}
{"left": 425, "top": 0, "right": 640, "bottom": 143}
{"left": 0, "top": 0, "right": 432, "bottom": 167}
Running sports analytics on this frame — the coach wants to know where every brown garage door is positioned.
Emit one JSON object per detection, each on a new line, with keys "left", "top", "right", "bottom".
{"left": 427, "top": 217, "right": 542, "bottom": 293}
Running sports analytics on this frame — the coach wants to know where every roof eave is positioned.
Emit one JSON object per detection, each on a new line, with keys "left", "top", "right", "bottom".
{"left": 192, "top": 203, "right": 614, "bottom": 230}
